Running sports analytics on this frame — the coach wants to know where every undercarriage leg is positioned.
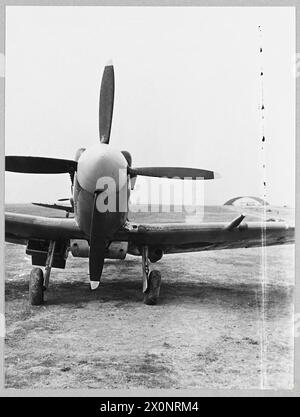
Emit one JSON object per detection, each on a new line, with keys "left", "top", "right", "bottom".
{"left": 29, "top": 240, "right": 56, "bottom": 305}
{"left": 141, "top": 245, "right": 150, "bottom": 293}
{"left": 43, "top": 240, "right": 56, "bottom": 290}
{"left": 141, "top": 245, "right": 161, "bottom": 305}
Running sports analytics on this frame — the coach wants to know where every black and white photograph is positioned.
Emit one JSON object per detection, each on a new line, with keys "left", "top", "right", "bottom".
{"left": 3, "top": 5, "right": 295, "bottom": 391}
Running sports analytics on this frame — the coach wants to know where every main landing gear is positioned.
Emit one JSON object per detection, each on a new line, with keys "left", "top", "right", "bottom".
{"left": 141, "top": 246, "right": 161, "bottom": 305}
{"left": 29, "top": 241, "right": 56, "bottom": 305}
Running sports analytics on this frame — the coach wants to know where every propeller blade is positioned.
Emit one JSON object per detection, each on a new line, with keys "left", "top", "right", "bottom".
{"left": 128, "top": 166, "right": 219, "bottom": 180}
{"left": 6, "top": 156, "right": 77, "bottom": 174}
{"left": 89, "top": 194, "right": 107, "bottom": 287}
{"left": 99, "top": 61, "right": 115, "bottom": 144}
{"left": 121, "top": 150, "right": 132, "bottom": 167}
{"left": 89, "top": 237, "right": 106, "bottom": 288}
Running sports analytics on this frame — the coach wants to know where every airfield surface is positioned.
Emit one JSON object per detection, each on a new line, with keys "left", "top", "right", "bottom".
{"left": 5, "top": 204, "right": 294, "bottom": 389}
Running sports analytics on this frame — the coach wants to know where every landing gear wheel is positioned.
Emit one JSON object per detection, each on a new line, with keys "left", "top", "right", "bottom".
{"left": 144, "top": 270, "right": 161, "bottom": 305}
{"left": 29, "top": 268, "right": 44, "bottom": 306}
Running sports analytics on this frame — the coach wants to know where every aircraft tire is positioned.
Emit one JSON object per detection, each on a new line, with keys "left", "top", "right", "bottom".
{"left": 144, "top": 270, "right": 161, "bottom": 305}
{"left": 29, "top": 268, "right": 44, "bottom": 306}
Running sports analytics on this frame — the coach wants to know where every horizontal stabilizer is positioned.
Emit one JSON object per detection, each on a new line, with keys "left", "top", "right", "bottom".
{"left": 32, "top": 202, "right": 74, "bottom": 213}
{"left": 6, "top": 156, "right": 77, "bottom": 174}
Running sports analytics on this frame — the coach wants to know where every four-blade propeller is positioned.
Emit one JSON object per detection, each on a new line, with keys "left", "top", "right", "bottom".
{"left": 5, "top": 61, "right": 220, "bottom": 288}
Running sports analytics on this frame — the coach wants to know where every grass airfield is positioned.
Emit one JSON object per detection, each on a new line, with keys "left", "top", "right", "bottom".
{"left": 5, "top": 203, "right": 294, "bottom": 389}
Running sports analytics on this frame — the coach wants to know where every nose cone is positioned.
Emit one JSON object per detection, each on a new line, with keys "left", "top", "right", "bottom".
{"left": 77, "top": 144, "right": 128, "bottom": 194}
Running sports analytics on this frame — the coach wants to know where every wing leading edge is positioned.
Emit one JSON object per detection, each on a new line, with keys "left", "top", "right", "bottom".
{"left": 116, "top": 219, "right": 294, "bottom": 254}
{"left": 5, "top": 212, "right": 86, "bottom": 244}
{"left": 5, "top": 212, "right": 294, "bottom": 254}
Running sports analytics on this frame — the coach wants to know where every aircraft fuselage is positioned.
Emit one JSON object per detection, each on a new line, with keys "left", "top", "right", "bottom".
{"left": 73, "top": 143, "right": 130, "bottom": 240}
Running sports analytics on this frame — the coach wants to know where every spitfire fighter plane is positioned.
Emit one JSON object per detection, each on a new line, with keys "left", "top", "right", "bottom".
{"left": 5, "top": 62, "right": 294, "bottom": 306}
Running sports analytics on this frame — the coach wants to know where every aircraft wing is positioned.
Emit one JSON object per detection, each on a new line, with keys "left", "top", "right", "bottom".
{"left": 5, "top": 212, "right": 86, "bottom": 244}
{"left": 117, "top": 217, "right": 294, "bottom": 254}
{"left": 5, "top": 212, "right": 294, "bottom": 254}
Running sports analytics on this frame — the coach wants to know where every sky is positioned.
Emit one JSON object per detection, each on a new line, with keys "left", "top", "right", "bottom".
{"left": 5, "top": 6, "right": 295, "bottom": 207}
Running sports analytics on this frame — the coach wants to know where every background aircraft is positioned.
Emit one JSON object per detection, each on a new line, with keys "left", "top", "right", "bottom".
{"left": 5, "top": 63, "right": 294, "bottom": 306}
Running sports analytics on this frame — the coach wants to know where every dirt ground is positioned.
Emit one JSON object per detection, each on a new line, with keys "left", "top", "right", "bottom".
{"left": 5, "top": 205, "right": 294, "bottom": 389}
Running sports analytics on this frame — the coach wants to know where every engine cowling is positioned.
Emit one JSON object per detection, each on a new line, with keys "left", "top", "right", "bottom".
{"left": 70, "top": 239, "right": 128, "bottom": 260}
